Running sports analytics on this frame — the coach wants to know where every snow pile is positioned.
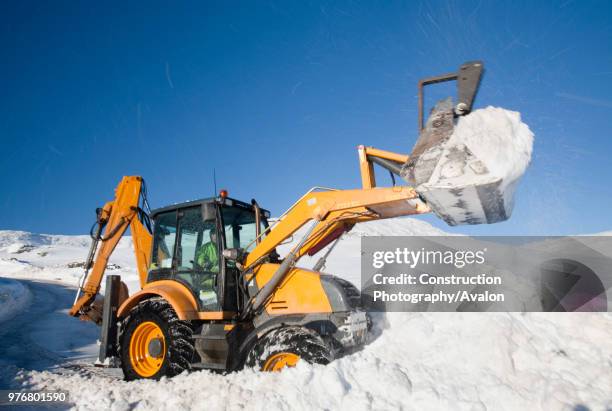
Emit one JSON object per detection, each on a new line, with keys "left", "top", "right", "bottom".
{"left": 1, "top": 223, "right": 611, "bottom": 410}
{"left": 0, "top": 278, "right": 31, "bottom": 323}
{"left": 452, "top": 106, "right": 534, "bottom": 185}
{"left": 20, "top": 312, "right": 612, "bottom": 410}
{"left": 416, "top": 106, "right": 534, "bottom": 225}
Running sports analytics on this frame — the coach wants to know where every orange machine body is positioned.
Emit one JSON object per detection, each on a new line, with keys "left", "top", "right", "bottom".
{"left": 253, "top": 263, "right": 333, "bottom": 315}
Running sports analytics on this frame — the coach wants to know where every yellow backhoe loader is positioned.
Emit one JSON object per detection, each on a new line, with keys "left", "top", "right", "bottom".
{"left": 69, "top": 61, "right": 519, "bottom": 380}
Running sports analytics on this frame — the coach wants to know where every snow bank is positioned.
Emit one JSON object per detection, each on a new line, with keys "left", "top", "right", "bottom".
{"left": 2, "top": 223, "right": 612, "bottom": 410}
{"left": 0, "top": 278, "right": 31, "bottom": 323}
{"left": 21, "top": 312, "right": 612, "bottom": 410}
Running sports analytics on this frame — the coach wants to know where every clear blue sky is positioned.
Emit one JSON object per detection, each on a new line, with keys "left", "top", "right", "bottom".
{"left": 1, "top": 1, "right": 611, "bottom": 235}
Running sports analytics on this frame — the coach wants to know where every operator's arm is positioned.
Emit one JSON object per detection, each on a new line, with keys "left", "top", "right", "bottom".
{"left": 69, "top": 176, "right": 152, "bottom": 323}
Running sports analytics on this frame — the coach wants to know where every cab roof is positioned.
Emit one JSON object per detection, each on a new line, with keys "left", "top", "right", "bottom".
{"left": 150, "top": 196, "right": 270, "bottom": 218}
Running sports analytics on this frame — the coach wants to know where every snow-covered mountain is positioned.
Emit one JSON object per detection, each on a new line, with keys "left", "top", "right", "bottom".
{"left": 0, "top": 219, "right": 610, "bottom": 410}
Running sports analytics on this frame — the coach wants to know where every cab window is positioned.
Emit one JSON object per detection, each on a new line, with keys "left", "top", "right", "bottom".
{"left": 176, "top": 207, "right": 205, "bottom": 270}
{"left": 151, "top": 211, "right": 176, "bottom": 269}
{"left": 176, "top": 206, "right": 220, "bottom": 311}
{"left": 221, "top": 206, "right": 267, "bottom": 253}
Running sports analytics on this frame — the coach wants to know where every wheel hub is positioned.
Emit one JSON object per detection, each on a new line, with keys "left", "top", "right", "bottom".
{"left": 129, "top": 321, "right": 166, "bottom": 377}
{"left": 262, "top": 352, "right": 300, "bottom": 372}
{"left": 148, "top": 338, "right": 163, "bottom": 358}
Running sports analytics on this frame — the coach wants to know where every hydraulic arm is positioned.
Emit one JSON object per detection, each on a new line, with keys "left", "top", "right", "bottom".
{"left": 245, "top": 185, "right": 429, "bottom": 268}
{"left": 69, "top": 176, "right": 152, "bottom": 322}
{"left": 243, "top": 182, "right": 431, "bottom": 315}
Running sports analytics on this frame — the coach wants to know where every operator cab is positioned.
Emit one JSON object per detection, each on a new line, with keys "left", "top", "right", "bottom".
{"left": 148, "top": 195, "right": 271, "bottom": 312}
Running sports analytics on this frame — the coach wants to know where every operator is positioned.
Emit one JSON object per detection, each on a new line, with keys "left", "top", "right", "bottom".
{"left": 196, "top": 227, "right": 219, "bottom": 273}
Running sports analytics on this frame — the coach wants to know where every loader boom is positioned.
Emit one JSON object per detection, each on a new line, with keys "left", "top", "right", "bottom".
{"left": 245, "top": 185, "right": 429, "bottom": 268}
{"left": 69, "top": 176, "right": 152, "bottom": 321}
{"left": 242, "top": 182, "right": 430, "bottom": 315}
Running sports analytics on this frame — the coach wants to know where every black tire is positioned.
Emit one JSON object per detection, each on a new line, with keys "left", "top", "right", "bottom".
{"left": 119, "top": 297, "right": 195, "bottom": 381}
{"left": 245, "top": 326, "right": 333, "bottom": 371}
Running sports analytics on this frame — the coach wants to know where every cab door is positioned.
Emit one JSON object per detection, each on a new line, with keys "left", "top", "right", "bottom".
{"left": 174, "top": 205, "right": 222, "bottom": 311}
{"left": 219, "top": 203, "right": 269, "bottom": 312}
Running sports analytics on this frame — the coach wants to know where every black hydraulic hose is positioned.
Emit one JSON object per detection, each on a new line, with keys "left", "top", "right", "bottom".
{"left": 137, "top": 179, "right": 153, "bottom": 234}
{"left": 389, "top": 170, "right": 396, "bottom": 186}
{"left": 136, "top": 206, "right": 153, "bottom": 234}
{"left": 90, "top": 208, "right": 109, "bottom": 240}
{"left": 85, "top": 225, "right": 103, "bottom": 270}
{"left": 141, "top": 178, "right": 152, "bottom": 215}
{"left": 98, "top": 218, "right": 127, "bottom": 242}
{"left": 89, "top": 221, "right": 102, "bottom": 240}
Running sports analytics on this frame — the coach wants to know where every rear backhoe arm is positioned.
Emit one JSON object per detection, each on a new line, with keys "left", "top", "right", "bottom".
{"left": 69, "top": 176, "right": 152, "bottom": 322}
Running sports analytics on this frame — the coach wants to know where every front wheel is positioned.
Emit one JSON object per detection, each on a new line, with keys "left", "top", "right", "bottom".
{"left": 119, "top": 297, "right": 195, "bottom": 381}
{"left": 245, "top": 326, "right": 333, "bottom": 372}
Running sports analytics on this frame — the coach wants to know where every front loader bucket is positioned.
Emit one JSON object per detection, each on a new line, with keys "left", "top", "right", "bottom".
{"left": 400, "top": 99, "right": 532, "bottom": 226}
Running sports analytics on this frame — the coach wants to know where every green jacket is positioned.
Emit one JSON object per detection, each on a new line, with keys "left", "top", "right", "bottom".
{"left": 196, "top": 241, "right": 219, "bottom": 273}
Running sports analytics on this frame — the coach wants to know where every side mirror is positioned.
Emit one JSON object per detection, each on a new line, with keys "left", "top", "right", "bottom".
{"left": 222, "top": 248, "right": 243, "bottom": 261}
{"left": 222, "top": 248, "right": 246, "bottom": 270}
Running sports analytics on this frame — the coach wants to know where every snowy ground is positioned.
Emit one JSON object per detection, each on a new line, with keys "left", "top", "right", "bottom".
{"left": 0, "top": 220, "right": 611, "bottom": 410}
{"left": 0, "top": 277, "right": 31, "bottom": 323}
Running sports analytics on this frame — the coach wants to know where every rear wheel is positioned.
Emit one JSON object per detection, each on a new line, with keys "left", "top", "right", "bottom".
{"left": 119, "top": 297, "right": 195, "bottom": 381}
{"left": 245, "top": 326, "right": 333, "bottom": 372}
